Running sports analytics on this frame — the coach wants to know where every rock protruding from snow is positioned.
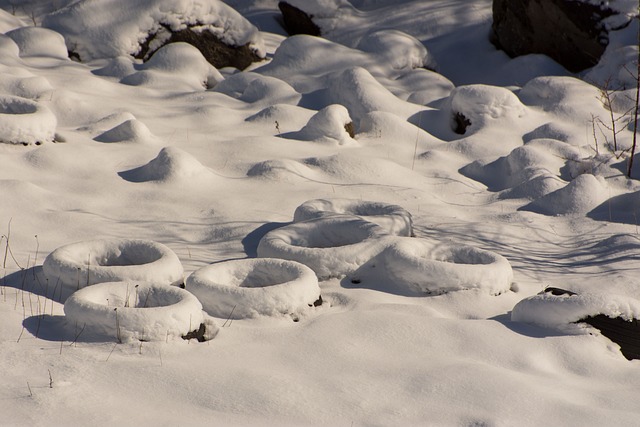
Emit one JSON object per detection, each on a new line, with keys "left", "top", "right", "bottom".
{"left": 520, "top": 173, "right": 608, "bottom": 216}
{"left": 43, "top": 239, "right": 184, "bottom": 294}
{"left": 186, "top": 258, "right": 321, "bottom": 319}
{"left": 491, "top": 0, "right": 620, "bottom": 73}
{"left": 287, "top": 104, "right": 357, "bottom": 145}
{"left": 64, "top": 281, "right": 209, "bottom": 341}
{"left": 278, "top": 1, "right": 321, "bottom": 36}
{"left": 362, "top": 238, "right": 514, "bottom": 295}
{"left": 512, "top": 289, "right": 640, "bottom": 328}
{"left": 119, "top": 146, "right": 211, "bottom": 183}
{"left": 43, "top": 0, "right": 265, "bottom": 69}
{"left": 293, "top": 198, "right": 413, "bottom": 236}
{"left": 257, "top": 216, "right": 390, "bottom": 279}
{"left": 5, "top": 27, "right": 69, "bottom": 59}
{"left": 446, "top": 84, "right": 526, "bottom": 134}
{"left": 0, "top": 95, "right": 57, "bottom": 145}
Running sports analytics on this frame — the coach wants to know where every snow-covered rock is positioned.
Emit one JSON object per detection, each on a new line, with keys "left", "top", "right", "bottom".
{"left": 512, "top": 289, "right": 640, "bottom": 328}
{"left": 42, "top": 0, "right": 265, "bottom": 68}
{"left": 64, "top": 281, "right": 208, "bottom": 341}
{"left": 43, "top": 239, "right": 184, "bottom": 292}
{"left": 446, "top": 84, "right": 526, "bottom": 134}
{"left": 186, "top": 258, "right": 321, "bottom": 319}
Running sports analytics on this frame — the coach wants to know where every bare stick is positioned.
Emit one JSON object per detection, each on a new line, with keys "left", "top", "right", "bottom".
{"left": 222, "top": 305, "right": 237, "bottom": 327}
{"left": 48, "top": 370, "right": 53, "bottom": 388}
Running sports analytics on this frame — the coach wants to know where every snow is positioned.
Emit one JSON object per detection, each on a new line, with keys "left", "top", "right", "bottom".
{"left": 1, "top": 0, "right": 640, "bottom": 425}
{"left": 0, "top": 95, "right": 57, "bottom": 144}
{"left": 42, "top": 239, "right": 185, "bottom": 293}
{"left": 512, "top": 289, "right": 640, "bottom": 328}
{"left": 42, "top": 0, "right": 266, "bottom": 62}
{"left": 64, "top": 281, "right": 208, "bottom": 341}
{"left": 185, "top": 258, "right": 320, "bottom": 319}
{"left": 257, "top": 216, "right": 390, "bottom": 279}
{"left": 293, "top": 198, "right": 413, "bottom": 236}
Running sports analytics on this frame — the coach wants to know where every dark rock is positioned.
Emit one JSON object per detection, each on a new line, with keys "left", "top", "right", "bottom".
{"left": 543, "top": 287, "right": 576, "bottom": 296}
{"left": 136, "top": 24, "right": 262, "bottom": 70}
{"left": 452, "top": 112, "right": 471, "bottom": 134}
{"left": 344, "top": 122, "right": 355, "bottom": 138}
{"left": 182, "top": 322, "right": 207, "bottom": 342}
{"left": 278, "top": 1, "right": 321, "bottom": 36}
{"left": 578, "top": 314, "right": 640, "bottom": 360}
{"left": 491, "top": 0, "right": 615, "bottom": 73}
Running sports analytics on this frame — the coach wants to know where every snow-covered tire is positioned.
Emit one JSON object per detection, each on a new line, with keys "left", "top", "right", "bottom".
{"left": 186, "top": 258, "right": 321, "bottom": 319}
{"left": 257, "top": 216, "right": 389, "bottom": 279}
{"left": 64, "top": 281, "right": 205, "bottom": 341}
{"left": 377, "top": 238, "right": 513, "bottom": 295}
{"left": 0, "top": 95, "right": 56, "bottom": 145}
{"left": 43, "top": 239, "right": 184, "bottom": 292}
{"left": 293, "top": 198, "right": 413, "bottom": 236}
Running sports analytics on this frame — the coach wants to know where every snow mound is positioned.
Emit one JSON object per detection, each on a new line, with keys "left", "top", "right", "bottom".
{"left": 0, "top": 95, "right": 57, "bottom": 145}
{"left": 460, "top": 142, "right": 575, "bottom": 192}
{"left": 77, "top": 112, "right": 138, "bottom": 136}
{"left": 92, "top": 56, "right": 137, "bottom": 79}
{"left": 287, "top": 104, "right": 357, "bottom": 145}
{"left": 42, "top": 0, "right": 265, "bottom": 62}
{"left": 359, "top": 111, "right": 443, "bottom": 148}
{"left": 186, "top": 258, "right": 321, "bottom": 319}
{"left": 395, "top": 69, "right": 455, "bottom": 105}
{"left": 0, "top": 9, "right": 24, "bottom": 33}
{"left": 511, "top": 289, "right": 640, "bottom": 328}
{"left": 94, "top": 119, "right": 155, "bottom": 143}
{"left": 257, "top": 216, "right": 390, "bottom": 279}
{"left": 522, "top": 122, "right": 574, "bottom": 144}
{"left": 0, "top": 67, "right": 53, "bottom": 100}
{"left": 246, "top": 159, "right": 324, "bottom": 183}
{"left": 0, "top": 35, "right": 20, "bottom": 58}
{"left": 499, "top": 173, "right": 567, "bottom": 201}
{"left": 325, "top": 66, "right": 422, "bottom": 124}
{"left": 213, "top": 72, "right": 300, "bottom": 106}
{"left": 357, "top": 29, "right": 436, "bottom": 71}
{"left": 5, "top": 27, "right": 68, "bottom": 59}
{"left": 245, "top": 104, "right": 315, "bottom": 132}
{"left": 64, "top": 281, "right": 208, "bottom": 341}
{"left": 446, "top": 84, "right": 526, "bottom": 134}
{"left": 362, "top": 238, "right": 513, "bottom": 295}
{"left": 518, "top": 76, "right": 604, "bottom": 124}
{"left": 120, "top": 43, "right": 224, "bottom": 90}
{"left": 119, "top": 146, "right": 211, "bottom": 183}
{"left": 293, "top": 198, "right": 413, "bottom": 236}
{"left": 521, "top": 174, "right": 608, "bottom": 216}
{"left": 43, "top": 239, "right": 184, "bottom": 293}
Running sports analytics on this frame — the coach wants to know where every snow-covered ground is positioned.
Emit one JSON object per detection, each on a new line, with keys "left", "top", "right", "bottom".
{"left": 1, "top": 0, "right": 639, "bottom": 425}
